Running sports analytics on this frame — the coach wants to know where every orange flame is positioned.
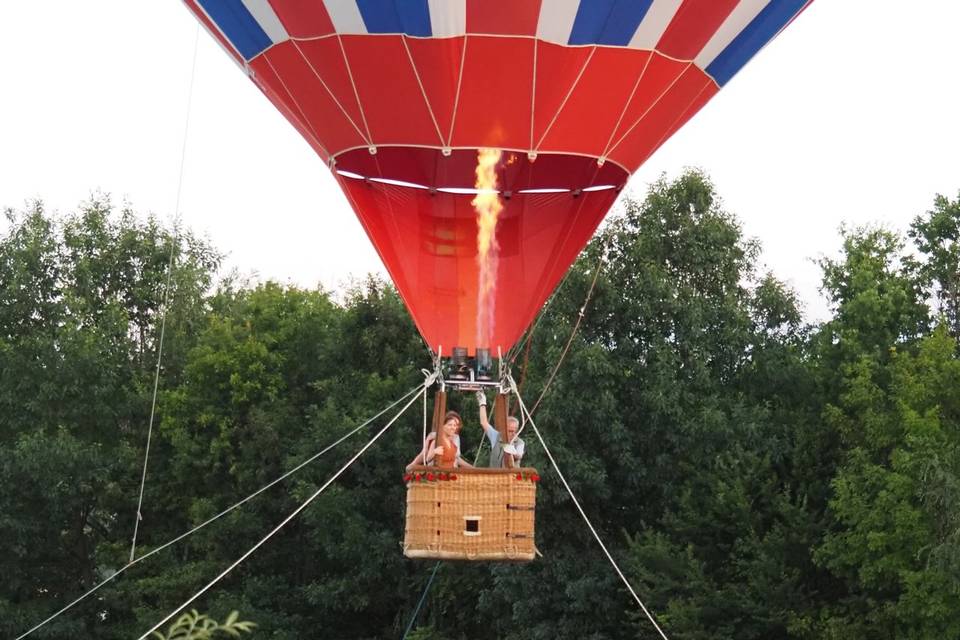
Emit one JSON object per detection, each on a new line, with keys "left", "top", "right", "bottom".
{"left": 472, "top": 148, "right": 503, "bottom": 350}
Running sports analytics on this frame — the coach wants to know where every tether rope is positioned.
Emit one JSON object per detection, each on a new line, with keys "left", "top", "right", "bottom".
{"left": 137, "top": 384, "right": 425, "bottom": 639}
{"left": 130, "top": 22, "right": 200, "bottom": 563}
{"left": 504, "top": 269, "right": 567, "bottom": 365}
{"left": 515, "top": 251, "right": 605, "bottom": 440}
{"left": 15, "top": 383, "right": 423, "bottom": 640}
{"left": 401, "top": 561, "right": 441, "bottom": 639}
{"left": 509, "top": 376, "right": 670, "bottom": 640}
{"left": 528, "top": 251, "right": 604, "bottom": 419}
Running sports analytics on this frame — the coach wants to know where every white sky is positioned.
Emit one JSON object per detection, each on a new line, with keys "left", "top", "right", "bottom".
{"left": 2, "top": 2, "right": 958, "bottom": 323}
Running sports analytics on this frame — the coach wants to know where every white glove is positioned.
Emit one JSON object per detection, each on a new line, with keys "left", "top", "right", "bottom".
{"left": 476, "top": 390, "right": 487, "bottom": 407}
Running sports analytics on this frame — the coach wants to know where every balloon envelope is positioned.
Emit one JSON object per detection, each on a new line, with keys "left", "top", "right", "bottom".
{"left": 185, "top": 0, "right": 812, "bottom": 354}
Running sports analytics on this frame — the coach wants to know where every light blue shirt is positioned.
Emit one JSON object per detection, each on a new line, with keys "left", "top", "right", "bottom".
{"left": 486, "top": 428, "right": 525, "bottom": 468}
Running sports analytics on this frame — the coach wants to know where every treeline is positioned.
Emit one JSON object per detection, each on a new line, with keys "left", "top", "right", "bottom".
{"left": 2, "top": 173, "right": 959, "bottom": 639}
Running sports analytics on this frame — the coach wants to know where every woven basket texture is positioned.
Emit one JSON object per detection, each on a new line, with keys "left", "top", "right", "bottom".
{"left": 404, "top": 467, "right": 537, "bottom": 561}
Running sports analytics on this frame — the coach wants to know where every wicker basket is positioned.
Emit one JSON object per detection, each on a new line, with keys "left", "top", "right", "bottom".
{"left": 403, "top": 466, "right": 539, "bottom": 561}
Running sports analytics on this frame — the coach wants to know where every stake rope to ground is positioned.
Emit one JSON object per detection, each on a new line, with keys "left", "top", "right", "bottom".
{"left": 509, "top": 375, "right": 670, "bottom": 640}
{"left": 16, "top": 382, "right": 423, "bottom": 640}
{"left": 130, "top": 22, "right": 201, "bottom": 563}
{"left": 524, "top": 251, "right": 604, "bottom": 422}
{"left": 401, "top": 561, "right": 441, "bottom": 639}
{"left": 512, "top": 251, "right": 605, "bottom": 444}
{"left": 137, "top": 383, "right": 426, "bottom": 639}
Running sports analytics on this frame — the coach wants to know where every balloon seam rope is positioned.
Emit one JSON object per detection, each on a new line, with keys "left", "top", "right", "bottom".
{"left": 510, "top": 378, "right": 670, "bottom": 640}
{"left": 369, "top": 153, "right": 408, "bottom": 251}
{"left": 506, "top": 262, "right": 575, "bottom": 365}
{"left": 512, "top": 159, "right": 604, "bottom": 372}
{"left": 631, "top": 78, "right": 714, "bottom": 162}
{"left": 333, "top": 34, "right": 374, "bottom": 144}
{"left": 529, "top": 38, "right": 537, "bottom": 151}
{"left": 534, "top": 46, "right": 596, "bottom": 150}
{"left": 290, "top": 40, "right": 371, "bottom": 146}
{"left": 445, "top": 35, "right": 469, "bottom": 144}
{"left": 517, "top": 249, "right": 604, "bottom": 435}
{"left": 15, "top": 383, "right": 423, "bottom": 640}
{"left": 400, "top": 36, "right": 447, "bottom": 147}
{"left": 261, "top": 54, "right": 332, "bottom": 159}
{"left": 506, "top": 266, "right": 567, "bottom": 365}
{"left": 129, "top": 22, "right": 199, "bottom": 564}
{"left": 137, "top": 385, "right": 425, "bottom": 640}
{"left": 605, "top": 61, "right": 694, "bottom": 158}
{"left": 600, "top": 51, "right": 655, "bottom": 160}
{"left": 331, "top": 172, "right": 426, "bottom": 336}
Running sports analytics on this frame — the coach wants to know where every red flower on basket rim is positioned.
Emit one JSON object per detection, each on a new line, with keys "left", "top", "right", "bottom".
{"left": 439, "top": 472, "right": 449, "bottom": 481}
{"left": 531, "top": 474, "right": 541, "bottom": 482}
{"left": 516, "top": 473, "right": 523, "bottom": 481}
{"left": 414, "top": 473, "right": 423, "bottom": 482}
{"left": 426, "top": 472, "right": 436, "bottom": 481}
{"left": 403, "top": 473, "right": 412, "bottom": 482}
{"left": 450, "top": 474, "right": 458, "bottom": 481}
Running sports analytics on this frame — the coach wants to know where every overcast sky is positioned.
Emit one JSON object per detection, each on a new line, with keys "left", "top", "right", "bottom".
{"left": 2, "top": 2, "right": 958, "bottom": 322}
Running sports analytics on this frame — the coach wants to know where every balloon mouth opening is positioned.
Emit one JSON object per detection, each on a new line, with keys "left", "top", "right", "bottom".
{"left": 332, "top": 146, "right": 627, "bottom": 196}
{"left": 336, "top": 173, "right": 620, "bottom": 196}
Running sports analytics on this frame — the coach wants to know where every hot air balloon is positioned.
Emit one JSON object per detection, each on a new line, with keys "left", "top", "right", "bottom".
{"left": 184, "top": 0, "right": 812, "bottom": 563}
{"left": 184, "top": 0, "right": 812, "bottom": 359}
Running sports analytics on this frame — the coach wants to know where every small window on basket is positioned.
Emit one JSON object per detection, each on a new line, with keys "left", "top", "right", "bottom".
{"left": 464, "top": 516, "right": 481, "bottom": 536}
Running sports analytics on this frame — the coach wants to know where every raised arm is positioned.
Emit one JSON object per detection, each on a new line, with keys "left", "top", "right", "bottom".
{"left": 476, "top": 391, "right": 495, "bottom": 437}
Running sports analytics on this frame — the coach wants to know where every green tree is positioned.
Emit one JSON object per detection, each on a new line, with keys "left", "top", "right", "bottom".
{"left": 805, "top": 224, "right": 960, "bottom": 638}
{"left": 816, "top": 226, "right": 929, "bottom": 373}
{"left": 12, "top": 177, "right": 960, "bottom": 639}
{"left": 1, "top": 198, "right": 219, "bottom": 638}
{"left": 815, "top": 327, "right": 960, "bottom": 638}
{"left": 909, "top": 192, "right": 960, "bottom": 337}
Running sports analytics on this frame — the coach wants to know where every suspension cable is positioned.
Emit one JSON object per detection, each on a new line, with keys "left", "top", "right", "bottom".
{"left": 16, "top": 382, "right": 423, "bottom": 640}
{"left": 130, "top": 22, "right": 200, "bottom": 562}
{"left": 509, "top": 376, "right": 670, "bottom": 640}
{"left": 137, "top": 384, "right": 425, "bottom": 639}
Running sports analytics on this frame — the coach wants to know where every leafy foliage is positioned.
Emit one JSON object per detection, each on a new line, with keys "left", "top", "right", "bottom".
{"left": 151, "top": 609, "right": 256, "bottom": 639}
{"left": 4, "top": 175, "right": 960, "bottom": 638}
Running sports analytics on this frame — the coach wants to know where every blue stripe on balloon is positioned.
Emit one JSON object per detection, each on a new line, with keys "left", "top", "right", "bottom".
{"left": 197, "top": 0, "right": 272, "bottom": 60}
{"left": 396, "top": 0, "right": 432, "bottom": 36}
{"left": 598, "top": 0, "right": 654, "bottom": 46}
{"left": 568, "top": 0, "right": 614, "bottom": 45}
{"left": 568, "top": 0, "right": 652, "bottom": 46}
{"left": 356, "top": 0, "right": 402, "bottom": 33}
{"left": 357, "top": 0, "right": 432, "bottom": 37}
{"left": 706, "top": 0, "right": 809, "bottom": 86}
